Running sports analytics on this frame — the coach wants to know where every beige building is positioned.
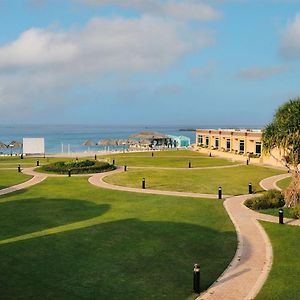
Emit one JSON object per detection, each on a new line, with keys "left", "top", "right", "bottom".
{"left": 195, "top": 129, "right": 283, "bottom": 167}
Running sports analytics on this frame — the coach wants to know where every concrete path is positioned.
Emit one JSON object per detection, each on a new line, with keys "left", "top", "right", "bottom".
{"left": 0, "top": 165, "right": 299, "bottom": 300}
{"left": 0, "top": 172, "right": 47, "bottom": 197}
{"left": 89, "top": 169, "right": 299, "bottom": 300}
{"left": 89, "top": 168, "right": 233, "bottom": 199}
{"left": 127, "top": 163, "right": 243, "bottom": 171}
{"left": 259, "top": 173, "right": 291, "bottom": 191}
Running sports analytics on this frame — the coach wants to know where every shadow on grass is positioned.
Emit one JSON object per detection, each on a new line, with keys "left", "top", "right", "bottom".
{"left": 0, "top": 198, "right": 110, "bottom": 240}
{"left": 0, "top": 218, "right": 236, "bottom": 300}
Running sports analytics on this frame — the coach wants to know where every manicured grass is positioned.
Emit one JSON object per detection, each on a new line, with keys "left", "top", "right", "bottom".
{"left": 0, "top": 177, "right": 236, "bottom": 300}
{"left": 256, "top": 222, "right": 300, "bottom": 300}
{"left": 0, "top": 156, "right": 70, "bottom": 168}
{"left": 100, "top": 150, "right": 236, "bottom": 168}
{"left": 276, "top": 177, "right": 292, "bottom": 190}
{"left": 0, "top": 170, "right": 32, "bottom": 190}
{"left": 104, "top": 165, "right": 284, "bottom": 195}
{"left": 259, "top": 207, "right": 295, "bottom": 219}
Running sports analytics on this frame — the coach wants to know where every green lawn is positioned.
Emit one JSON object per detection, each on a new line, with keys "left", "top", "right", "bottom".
{"left": 99, "top": 150, "right": 236, "bottom": 168}
{"left": 276, "top": 177, "right": 292, "bottom": 190}
{"left": 0, "top": 170, "right": 32, "bottom": 190}
{"left": 0, "top": 177, "right": 236, "bottom": 300}
{"left": 259, "top": 207, "right": 295, "bottom": 219}
{"left": 256, "top": 222, "right": 300, "bottom": 300}
{"left": 104, "top": 165, "right": 284, "bottom": 195}
{"left": 0, "top": 156, "right": 72, "bottom": 169}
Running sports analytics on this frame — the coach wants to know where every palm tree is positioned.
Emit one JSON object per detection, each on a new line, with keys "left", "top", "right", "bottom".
{"left": 262, "top": 98, "right": 300, "bottom": 207}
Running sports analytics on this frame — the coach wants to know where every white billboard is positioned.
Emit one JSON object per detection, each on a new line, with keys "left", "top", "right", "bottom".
{"left": 23, "top": 138, "right": 45, "bottom": 155}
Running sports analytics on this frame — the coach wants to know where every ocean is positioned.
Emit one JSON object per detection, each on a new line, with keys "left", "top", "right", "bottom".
{"left": 0, "top": 124, "right": 197, "bottom": 154}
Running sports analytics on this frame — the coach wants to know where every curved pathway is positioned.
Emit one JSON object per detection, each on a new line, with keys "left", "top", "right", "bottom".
{"left": 0, "top": 172, "right": 47, "bottom": 197}
{"left": 127, "top": 163, "right": 243, "bottom": 171}
{"left": 0, "top": 165, "right": 299, "bottom": 299}
{"left": 259, "top": 173, "right": 291, "bottom": 191}
{"left": 89, "top": 169, "right": 300, "bottom": 300}
{"left": 89, "top": 168, "right": 233, "bottom": 199}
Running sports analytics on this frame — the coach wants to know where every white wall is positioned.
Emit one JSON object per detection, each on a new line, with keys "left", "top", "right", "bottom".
{"left": 23, "top": 138, "right": 45, "bottom": 155}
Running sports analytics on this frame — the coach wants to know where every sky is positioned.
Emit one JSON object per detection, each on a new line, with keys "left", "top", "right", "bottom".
{"left": 0, "top": 0, "right": 300, "bottom": 126}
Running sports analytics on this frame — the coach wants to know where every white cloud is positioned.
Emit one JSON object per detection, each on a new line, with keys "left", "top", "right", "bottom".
{"left": 77, "top": 0, "right": 222, "bottom": 21}
{"left": 280, "top": 13, "right": 300, "bottom": 59}
{"left": 238, "top": 65, "right": 291, "bottom": 80}
{"left": 0, "top": 16, "right": 214, "bottom": 119}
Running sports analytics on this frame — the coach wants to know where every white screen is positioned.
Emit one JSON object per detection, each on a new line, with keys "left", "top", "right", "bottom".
{"left": 23, "top": 138, "right": 45, "bottom": 155}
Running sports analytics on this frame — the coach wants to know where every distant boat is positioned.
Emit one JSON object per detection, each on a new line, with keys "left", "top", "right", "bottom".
{"left": 179, "top": 128, "right": 196, "bottom": 132}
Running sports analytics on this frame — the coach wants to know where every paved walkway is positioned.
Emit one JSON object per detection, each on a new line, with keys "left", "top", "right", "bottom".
{"left": 127, "top": 163, "right": 243, "bottom": 171}
{"left": 0, "top": 165, "right": 299, "bottom": 299}
{"left": 89, "top": 168, "right": 233, "bottom": 199}
{"left": 259, "top": 173, "right": 291, "bottom": 191}
{"left": 0, "top": 172, "right": 47, "bottom": 197}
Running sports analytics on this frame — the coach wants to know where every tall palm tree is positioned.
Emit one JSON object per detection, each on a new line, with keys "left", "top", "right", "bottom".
{"left": 262, "top": 98, "right": 300, "bottom": 207}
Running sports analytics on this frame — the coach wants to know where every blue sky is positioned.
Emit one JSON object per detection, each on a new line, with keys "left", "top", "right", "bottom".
{"left": 0, "top": 0, "right": 299, "bottom": 126}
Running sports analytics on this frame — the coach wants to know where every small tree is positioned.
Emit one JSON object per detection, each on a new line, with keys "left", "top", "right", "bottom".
{"left": 262, "top": 98, "right": 300, "bottom": 207}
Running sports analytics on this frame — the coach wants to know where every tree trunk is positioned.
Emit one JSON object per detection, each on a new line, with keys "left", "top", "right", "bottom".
{"left": 284, "top": 174, "right": 300, "bottom": 207}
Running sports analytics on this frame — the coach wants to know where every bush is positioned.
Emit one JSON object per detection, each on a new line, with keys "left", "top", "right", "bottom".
{"left": 41, "top": 159, "right": 116, "bottom": 174}
{"left": 291, "top": 205, "right": 300, "bottom": 219}
{"left": 245, "top": 190, "right": 285, "bottom": 210}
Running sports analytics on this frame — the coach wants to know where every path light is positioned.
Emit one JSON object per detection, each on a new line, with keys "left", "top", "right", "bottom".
{"left": 279, "top": 209, "right": 284, "bottom": 224}
{"left": 17, "top": 164, "right": 21, "bottom": 173}
{"left": 248, "top": 183, "right": 253, "bottom": 194}
{"left": 68, "top": 169, "right": 71, "bottom": 177}
{"left": 152, "top": 152, "right": 154, "bottom": 157}
{"left": 218, "top": 187, "right": 222, "bottom": 199}
{"left": 112, "top": 159, "right": 115, "bottom": 165}
{"left": 124, "top": 165, "right": 127, "bottom": 172}
{"left": 142, "top": 178, "right": 146, "bottom": 189}
{"left": 95, "top": 154, "right": 97, "bottom": 160}
{"left": 36, "top": 160, "right": 39, "bottom": 167}
{"left": 193, "top": 264, "right": 201, "bottom": 294}
{"left": 189, "top": 161, "right": 192, "bottom": 168}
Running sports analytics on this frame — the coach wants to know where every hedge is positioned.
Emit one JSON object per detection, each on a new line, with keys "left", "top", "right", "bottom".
{"left": 41, "top": 160, "right": 116, "bottom": 174}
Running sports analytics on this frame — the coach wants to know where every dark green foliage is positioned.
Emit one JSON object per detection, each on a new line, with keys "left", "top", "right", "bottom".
{"left": 245, "top": 190, "right": 285, "bottom": 210}
{"left": 291, "top": 205, "right": 300, "bottom": 219}
{"left": 41, "top": 159, "right": 115, "bottom": 174}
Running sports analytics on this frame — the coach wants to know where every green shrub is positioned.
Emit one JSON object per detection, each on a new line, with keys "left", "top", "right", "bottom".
{"left": 41, "top": 160, "right": 115, "bottom": 174}
{"left": 245, "top": 190, "right": 285, "bottom": 210}
{"left": 291, "top": 205, "right": 300, "bottom": 219}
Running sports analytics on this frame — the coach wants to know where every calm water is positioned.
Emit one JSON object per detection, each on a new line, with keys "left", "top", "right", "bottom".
{"left": 0, "top": 125, "right": 198, "bottom": 154}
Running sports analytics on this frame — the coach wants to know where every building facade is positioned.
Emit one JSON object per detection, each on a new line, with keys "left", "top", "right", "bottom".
{"left": 195, "top": 129, "right": 282, "bottom": 167}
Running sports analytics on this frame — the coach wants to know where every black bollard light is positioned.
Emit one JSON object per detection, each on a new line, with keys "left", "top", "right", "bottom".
{"left": 248, "top": 182, "right": 253, "bottom": 194}
{"left": 152, "top": 152, "right": 154, "bottom": 157}
{"left": 21, "top": 154, "right": 23, "bottom": 159}
{"left": 36, "top": 160, "right": 40, "bottom": 167}
{"left": 142, "top": 178, "right": 146, "bottom": 189}
{"left": 209, "top": 152, "right": 212, "bottom": 157}
{"left": 95, "top": 154, "right": 97, "bottom": 160}
{"left": 68, "top": 169, "right": 71, "bottom": 177}
{"left": 193, "top": 264, "right": 201, "bottom": 294}
{"left": 279, "top": 209, "right": 284, "bottom": 224}
{"left": 246, "top": 159, "right": 249, "bottom": 165}
{"left": 112, "top": 159, "right": 115, "bottom": 165}
{"left": 17, "top": 164, "right": 21, "bottom": 173}
{"left": 124, "top": 165, "right": 127, "bottom": 172}
{"left": 218, "top": 186, "right": 222, "bottom": 199}
{"left": 188, "top": 161, "right": 192, "bottom": 168}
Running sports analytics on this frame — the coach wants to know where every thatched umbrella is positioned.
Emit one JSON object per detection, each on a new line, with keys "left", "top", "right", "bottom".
{"left": 129, "top": 131, "right": 167, "bottom": 139}
{"left": 8, "top": 140, "right": 22, "bottom": 155}
{"left": 82, "top": 139, "right": 94, "bottom": 151}
{"left": 0, "top": 141, "right": 6, "bottom": 148}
